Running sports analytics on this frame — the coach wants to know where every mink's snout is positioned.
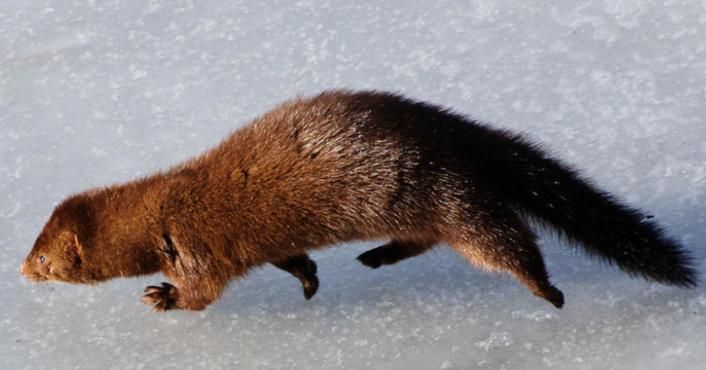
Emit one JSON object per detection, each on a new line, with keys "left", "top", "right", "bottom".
{"left": 19, "top": 260, "right": 29, "bottom": 277}
{"left": 19, "top": 259, "right": 45, "bottom": 282}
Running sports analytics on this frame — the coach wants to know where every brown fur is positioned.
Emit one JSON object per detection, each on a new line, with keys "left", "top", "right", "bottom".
{"left": 20, "top": 90, "right": 695, "bottom": 311}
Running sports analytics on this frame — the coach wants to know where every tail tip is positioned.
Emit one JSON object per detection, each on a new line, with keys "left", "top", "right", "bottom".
{"left": 659, "top": 262, "right": 699, "bottom": 288}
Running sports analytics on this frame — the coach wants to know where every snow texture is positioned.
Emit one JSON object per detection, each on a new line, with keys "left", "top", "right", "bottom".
{"left": 2, "top": 0, "right": 705, "bottom": 369}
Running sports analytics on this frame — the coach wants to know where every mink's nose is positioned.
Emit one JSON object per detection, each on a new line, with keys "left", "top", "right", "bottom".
{"left": 19, "top": 261, "right": 29, "bottom": 276}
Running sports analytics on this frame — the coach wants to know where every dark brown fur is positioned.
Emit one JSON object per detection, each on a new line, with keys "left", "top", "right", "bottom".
{"left": 20, "top": 90, "right": 696, "bottom": 311}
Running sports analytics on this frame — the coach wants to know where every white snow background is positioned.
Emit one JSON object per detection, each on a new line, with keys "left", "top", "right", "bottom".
{"left": 1, "top": 1, "right": 705, "bottom": 369}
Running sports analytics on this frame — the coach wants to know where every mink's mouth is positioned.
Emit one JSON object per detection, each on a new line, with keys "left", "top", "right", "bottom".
{"left": 20, "top": 262, "right": 48, "bottom": 283}
{"left": 23, "top": 273, "right": 49, "bottom": 283}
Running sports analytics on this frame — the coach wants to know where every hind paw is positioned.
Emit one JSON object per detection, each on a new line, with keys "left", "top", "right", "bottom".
{"left": 356, "top": 249, "right": 384, "bottom": 269}
{"left": 548, "top": 286, "right": 565, "bottom": 309}
{"left": 538, "top": 285, "right": 564, "bottom": 309}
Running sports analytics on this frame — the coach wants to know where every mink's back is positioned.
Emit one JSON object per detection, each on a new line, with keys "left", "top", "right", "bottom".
{"left": 159, "top": 91, "right": 501, "bottom": 260}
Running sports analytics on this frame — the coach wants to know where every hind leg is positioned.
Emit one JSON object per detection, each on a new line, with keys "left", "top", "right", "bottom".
{"left": 447, "top": 211, "right": 564, "bottom": 308}
{"left": 357, "top": 239, "right": 436, "bottom": 269}
{"left": 272, "top": 254, "right": 319, "bottom": 300}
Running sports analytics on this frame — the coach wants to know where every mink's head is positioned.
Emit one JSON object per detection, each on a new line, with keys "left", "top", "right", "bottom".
{"left": 20, "top": 194, "right": 100, "bottom": 284}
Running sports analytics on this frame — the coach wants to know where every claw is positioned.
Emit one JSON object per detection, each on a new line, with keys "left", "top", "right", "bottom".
{"left": 141, "top": 282, "right": 178, "bottom": 311}
{"left": 144, "top": 286, "right": 161, "bottom": 294}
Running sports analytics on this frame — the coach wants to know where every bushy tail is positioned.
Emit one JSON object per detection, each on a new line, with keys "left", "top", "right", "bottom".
{"left": 482, "top": 130, "right": 697, "bottom": 287}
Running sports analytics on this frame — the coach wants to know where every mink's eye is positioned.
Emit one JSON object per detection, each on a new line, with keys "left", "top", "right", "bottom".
{"left": 39, "top": 256, "right": 46, "bottom": 264}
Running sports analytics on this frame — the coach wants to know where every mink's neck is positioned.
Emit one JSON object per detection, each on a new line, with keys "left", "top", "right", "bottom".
{"left": 87, "top": 176, "right": 167, "bottom": 280}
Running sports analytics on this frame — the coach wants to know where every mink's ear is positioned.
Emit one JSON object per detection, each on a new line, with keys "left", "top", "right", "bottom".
{"left": 71, "top": 232, "right": 85, "bottom": 258}
{"left": 59, "top": 230, "right": 84, "bottom": 260}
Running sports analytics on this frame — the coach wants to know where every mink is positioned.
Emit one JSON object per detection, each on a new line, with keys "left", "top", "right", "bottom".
{"left": 20, "top": 90, "right": 697, "bottom": 311}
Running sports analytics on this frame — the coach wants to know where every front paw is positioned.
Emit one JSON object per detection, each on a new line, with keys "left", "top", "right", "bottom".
{"left": 142, "top": 282, "right": 178, "bottom": 311}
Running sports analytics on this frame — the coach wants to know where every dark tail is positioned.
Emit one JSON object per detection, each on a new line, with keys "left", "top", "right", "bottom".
{"left": 479, "top": 129, "right": 697, "bottom": 287}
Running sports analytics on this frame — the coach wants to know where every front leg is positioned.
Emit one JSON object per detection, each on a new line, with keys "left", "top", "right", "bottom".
{"left": 143, "top": 243, "right": 231, "bottom": 311}
{"left": 142, "top": 231, "right": 245, "bottom": 311}
{"left": 142, "top": 273, "right": 229, "bottom": 311}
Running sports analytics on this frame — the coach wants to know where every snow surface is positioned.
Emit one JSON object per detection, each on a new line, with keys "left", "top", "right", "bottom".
{"left": 2, "top": 0, "right": 706, "bottom": 369}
